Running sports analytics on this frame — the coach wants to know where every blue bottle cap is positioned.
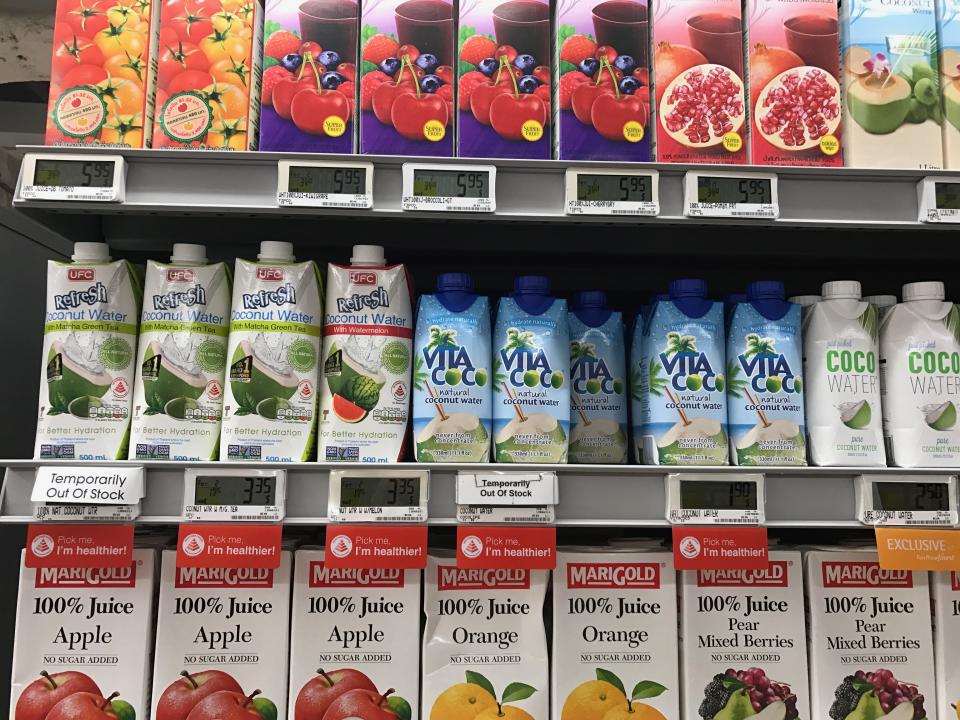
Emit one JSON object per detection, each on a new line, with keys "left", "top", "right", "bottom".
{"left": 747, "top": 280, "right": 785, "bottom": 301}
{"left": 437, "top": 272, "right": 474, "bottom": 293}
{"left": 515, "top": 275, "right": 551, "bottom": 294}
{"left": 670, "top": 279, "right": 708, "bottom": 298}
{"left": 572, "top": 290, "right": 607, "bottom": 310}
{"left": 650, "top": 293, "right": 669, "bottom": 303}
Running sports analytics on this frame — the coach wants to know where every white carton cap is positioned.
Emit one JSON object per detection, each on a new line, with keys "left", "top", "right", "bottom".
{"left": 864, "top": 294, "right": 897, "bottom": 307}
{"left": 351, "top": 245, "right": 385, "bottom": 266}
{"left": 258, "top": 241, "right": 295, "bottom": 262}
{"left": 787, "top": 295, "right": 820, "bottom": 306}
{"left": 821, "top": 281, "right": 861, "bottom": 300}
{"left": 903, "top": 281, "right": 945, "bottom": 302}
{"left": 72, "top": 242, "right": 111, "bottom": 262}
{"left": 171, "top": 243, "right": 207, "bottom": 265}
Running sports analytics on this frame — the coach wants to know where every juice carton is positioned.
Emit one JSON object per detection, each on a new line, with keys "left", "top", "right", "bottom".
{"left": 457, "top": 0, "right": 553, "bottom": 158}
{"left": 46, "top": 0, "right": 160, "bottom": 147}
{"left": 745, "top": 0, "right": 843, "bottom": 165}
{"left": 841, "top": 0, "right": 943, "bottom": 169}
{"left": 151, "top": 550, "right": 292, "bottom": 720}
{"left": 260, "top": 0, "right": 359, "bottom": 153}
{"left": 289, "top": 550, "right": 420, "bottom": 720}
{"left": 939, "top": 0, "right": 960, "bottom": 166}
{"left": 933, "top": 572, "right": 960, "bottom": 720}
{"left": 152, "top": 0, "right": 263, "bottom": 150}
{"left": 554, "top": 549, "right": 679, "bottom": 720}
{"left": 11, "top": 549, "right": 157, "bottom": 720}
{"left": 556, "top": 0, "right": 652, "bottom": 159}
{"left": 359, "top": 0, "right": 455, "bottom": 155}
{"left": 652, "top": 0, "right": 747, "bottom": 163}
{"left": 681, "top": 552, "right": 810, "bottom": 720}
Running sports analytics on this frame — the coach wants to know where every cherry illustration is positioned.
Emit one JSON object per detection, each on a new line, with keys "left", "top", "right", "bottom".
{"left": 571, "top": 81, "right": 612, "bottom": 124}
{"left": 387, "top": 56, "right": 448, "bottom": 139}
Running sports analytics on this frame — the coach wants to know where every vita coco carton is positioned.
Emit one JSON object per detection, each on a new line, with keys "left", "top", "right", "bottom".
{"left": 932, "top": 572, "right": 960, "bottom": 720}
{"left": 938, "top": 0, "right": 960, "bottom": 167}
{"left": 11, "top": 549, "right": 157, "bottom": 720}
{"left": 289, "top": 550, "right": 420, "bottom": 720}
{"left": 805, "top": 550, "right": 936, "bottom": 720}
{"left": 151, "top": 551, "right": 292, "bottom": 720}
{"left": 681, "top": 553, "right": 810, "bottom": 720}
{"left": 553, "top": 549, "right": 679, "bottom": 720}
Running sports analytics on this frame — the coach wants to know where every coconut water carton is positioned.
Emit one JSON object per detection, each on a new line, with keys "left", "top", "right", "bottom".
{"left": 635, "top": 280, "right": 729, "bottom": 465}
{"left": 569, "top": 292, "right": 628, "bottom": 463}
{"left": 422, "top": 554, "right": 549, "bottom": 720}
{"left": 880, "top": 281, "right": 960, "bottom": 467}
{"left": 319, "top": 245, "right": 413, "bottom": 463}
{"left": 840, "top": 0, "right": 943, "bottom": 169}
{"left": 804, "top": 281, "right": 886, "bottom": 466}
{"left": 220, "top": 242, "right": 323, "bottom": 462}
{"left": 681, "top": 553, "right": 810, "bottom": 720}
{"left": 788, "top": 295, "right": 821, "bottom": 329}
{"left": 35, "top": 242, "right": 143, "bottom": 461}
{"left": 939, "top": 0, "right": 960, "bottom": 166}
{"left": 865, "top": 295, "right": 898, "bottom": 324}
{"left": 413, "top": 273, "right": 492, "bottom": 462}
{"left": 553, "top": 549, "right": 679, "bottom": 720}
{"left": 727, "top": 282, "right": 806, "bottom": 465}
{"left": 493, "top": 276, "right": 570, "bottom": 463}
{"left": 130, "top": 245, "right": 231, "bottom": 461}
{"left": 932, "top": 572, "right": 960, "bottom": 720}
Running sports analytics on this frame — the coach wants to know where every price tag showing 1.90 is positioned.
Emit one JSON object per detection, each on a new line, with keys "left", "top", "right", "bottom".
{"left": 328, "top": 469, "right": 429, "bottom": 522}
{"left": 401, "top": 163, "right": 496, "bottom": 212}
{"left": 856, "top": 474, "right": 958, "bottom": 526}
{"left": 564, "top": 168, "right": 659, "bottom": 216}
{"left": 19, "top": 153, "right": 125, "bottom": 202}
{"left": 183, "top": 468, "right": 286, "bottom": 521}
{"left": 684, "top": 171, "right": 778, "bottom": 219}
{"left": 666, "top": 473, "right": 765, "bottom": 525}
{"left": 277, "top": 160, "right": 373, "bottom": 209}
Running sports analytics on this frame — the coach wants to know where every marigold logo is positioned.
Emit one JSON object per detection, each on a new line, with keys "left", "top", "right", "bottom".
{"left": 167, "top": 268, "right": 195, "bottom": 283}
{"left": 330, "top": 535, "right": 354, "bottom": 559}
{"left": 257, "top": 267, "right": 284, "bottom": 281}
{"left": 309, "top": 561, "right": 403, "bottom": 587}
{"left": 821, "top": 561, "right": 912, "bottom": 588}
{"left": 567, "top": 562, "right": 660, "bottom": 589}
{"left": 37, "top": 564, "right": 136, "bottom": 588}
{"left": 679, "top": 536, "right": 702, "bottom": 559}
{"left": 953, "top": 572, "right": 960, "bottom": 592}
{"left": 181, "top": 533, "right": 205, "bottom": 557}
{"left": 350, "top": 271, "right": 377, "bottom": 285}
{"left": 698, "top": 561, "right": 789, "bottom": 587}
{"left": 31, "top": 534, "right": 55, "bottom": 558}
{"left": 460, "top": 535, "right": 483, "bottom": 559}
{"left": 176, "top": 567, "right": 273, "bottom": 588}
{"left": 68, "top": 268, "right": 95, "bottom": 281}
{"left": 438, "top": 566, "right": 530, "bottom": 591}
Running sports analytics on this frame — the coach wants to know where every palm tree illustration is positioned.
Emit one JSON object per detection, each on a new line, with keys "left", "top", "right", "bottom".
{"left": 413, "top": 325, "right": 460, "bottom": 422}
{"left": 570, "top": 341, "right": 597, "bottom": 424}
{"left": 657, "top": 332, "right": 697, "bottom": 425}
{"left": 737, "top": 333, "right": 773, "bottom": 427}
{"left": 499, "top": 327, "right": 534, "bottom": 421}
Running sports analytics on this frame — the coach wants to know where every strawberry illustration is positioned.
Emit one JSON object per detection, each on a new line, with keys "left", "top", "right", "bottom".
{"left": 458, "top": 70, "right": 488, "bottom": 110}
{"left": 261, "top": 65, "right": 294, "bottom": 106}
{"left": 560, "top": 34, "right": 598, "bottom": 65}
{"left": 362, "top": 34, "right": 400, "bottom": 65}
{"left": 360, "top": 71, "right": 390, "bottom": 111}
{"left": 559, "top": 70, "right": 590, "bottom": 110}
{"left": 265, "top": 30, "right": 302, "bottom": 61}
{"left": 460, "top": 34, "right": 496, "bottom": 66}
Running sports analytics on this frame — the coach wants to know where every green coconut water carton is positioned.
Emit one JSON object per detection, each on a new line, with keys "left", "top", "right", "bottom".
{"left": 220, "top": 242, "right": 323, "bottom": 462}
{"left": 129, "top": 245, "right": 231, "bottom": 461}
{"left": 35, "top": 242, "right": 142, "bottom": 460}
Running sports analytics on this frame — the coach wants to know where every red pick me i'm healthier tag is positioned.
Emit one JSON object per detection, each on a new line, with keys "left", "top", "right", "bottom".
{"left": 672, "top": 526, "right": 769, "bottom": 570}
{"left": 324, "top": 525, "right": 428, "bottom": 569}
{"left": 456, "top": 526, "right": 557, "bottom": 569}
{"left": 176, "top": 524, "right": 282, "bottom": 569}
{"left": 25, "top": 524, "right": 133, "bottom": 568}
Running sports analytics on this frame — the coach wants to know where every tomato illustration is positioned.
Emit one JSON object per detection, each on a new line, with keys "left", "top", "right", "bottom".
{"left": 158, "top": 40, "right": 210, "bottom": 88}
{"left": 94, "top": 22, "right": 146, "bottom": 58}
{"left": 203, "top": 80, "right": 247, "bottom": 120}
{"left": 96, "top": 74, "right": 144, "bottom": 114}
{"left": 52, "top": 35, "right": 104, "bottom": 77}
{"left": 166, "top": 68, "right": 215, "bottom": 93}
{"left": 61, "top": 62, "right": 108, "bottom": 88}
{"left": 199, "top": 28, "right": 249, "bottom": 63}
{"left": 61, "top": 0, "right": 111, "bottom": 37}
{"left": 105, "top": 51, "right": 147, "bottom": 85}
{"left": 210, "top": 57, "right": 249, "bottom": 88}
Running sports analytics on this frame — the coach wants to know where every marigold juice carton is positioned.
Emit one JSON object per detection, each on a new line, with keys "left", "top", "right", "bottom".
{"left": 841, "top": 0, "right": 943, "bottom": 169}
{"left": 681, "top": 553, "right": 810, "bottom": 720}
{"left": 422, "top": 554, "right": 549, "bottom": 720}
{"left": 152, "top": 0, "right": 263, "bottom": 150}
{"left": 556, "top": 0, "right": 652, "bottom": 159}
{"left": 46, "top": 0, "right": 160, "bottom": 147}
{"left": 260, "top": 0, "right": 359, "bottom": 153}
{"left": 652, "top": 0, "right": 748, "bottom": 162}
{"left": 805, "top": 550, "right": 936, "bottom": 720}
{"left": 36, "top": 242, "right": 143, "bottom": 461}
{"left": 359, "top": 0, "right": 455, "bottom": 155}
{"left": 288, "top": 550, "right": 420, "bottom": 720}
{"left": 457, "top": 0, "right": 553, "bottom": 158}
{"left": 554, "top": 549, "right": 679, "bottom": 720}
{"left": 151, "top": 550, "right": 292, "bottom": 720}
{"left": 11, "top": 549, "right": 157, "bottom": 720}
{"left": 932, "top": 572, "right": 960, "bottom": 720}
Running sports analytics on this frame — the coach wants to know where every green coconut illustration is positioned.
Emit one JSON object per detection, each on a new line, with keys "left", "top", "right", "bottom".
{"left": 839, "top": 400, "right": 872, "bottom": 429}
{"left": 142, "top": 339, "right": 207, "bottom": 414}
{"left": 924, "top": 401, "right": 957, "bottom": 430}
{"left": 848, "top": 70, "right": 912, "bottom": 134}
{"left": 417, "top": 412, "right": 490, "bottom": 461}
{"left": 495, "top": 412, "right": 567, "bottom": 463}
{"left": 230, "top": 338, "right": 298, "bottom": 414}
{"left": 324, "top": 343, "right": 385, "bottom": 422}
{"left": 46, "top": 339, "right": 113, "bottom": 414}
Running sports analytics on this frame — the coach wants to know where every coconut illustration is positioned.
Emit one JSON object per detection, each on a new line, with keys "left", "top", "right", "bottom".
{"left": 848, "top": 72, "right": 912, "bottom": 134}
{"left": 324, "top": 343, "right": 386, "bottom": 423}
{"left": 569, "top": 417, "right": 627, "bottom": 463}
{"left": 844, "top": 46, "right": 872, "bottom": 80}
{"left": 657, "top": 416, "right": 728, "bottom": 464}
{"left": 142, "top": 337, "right": 208, "bottom": 415}
{"left": 230, "top": 335, "right": 299, "bottom": 414}
{"left": 47, "top": 336, "right": 113, "bottom": 415}
{"left": 923, "top": 401, "right": 957, "bottom": 430}
{"left": 839, "top": 400, "right": 872, "bottom": 429}
{"left": 495, "top": 412, "right": 567, "bottom": 463}
{"left": 737, "top": 419, "right": 805, "bottom": 462}
{"left": 417, "top": 412, "right": 490, "bottom": 462}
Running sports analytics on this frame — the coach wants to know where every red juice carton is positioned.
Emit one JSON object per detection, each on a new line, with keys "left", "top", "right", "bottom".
{"left": 458, "top": 0, "right": 553, "bottom": 158}
{"left": 260, "top": 1, "right": 359, "bottom": 152}
{"left": 652, "top": 0, "right": 747, "bottom": 163}
{"left": 746, "top": 0, "right": 843, "bottom": 165}
{"left": 46, "top": 0, "right": 160, "bottom": 147}
{"left": 359, "top": 0, "right": 455, "bottom": 155}
{"left": 557, "top": 0, "right": 652, "bottom": 159}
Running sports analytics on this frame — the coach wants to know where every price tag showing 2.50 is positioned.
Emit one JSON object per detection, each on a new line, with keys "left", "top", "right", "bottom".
{"left": 277, "top": 159, "right": 373, "bottom": 209}
{"left": 328, "top": 469, "right": 429, "bottom": 523}
{"left": 183, "top": 468, "right": 286, "bottom": 521}
{"left": 856, "top": 474, "right": 958, "bottom": 526}
{"left": 684, "top": 171, "right": 778, "bottom": 219}
{"left": 666, "top": 473, "right": 765, "bottom": 525}
{"left": 19, "top": 153, "right": 125, "bottom": 202}
{"left": 401, "top": 163, "right": 496, "bottom": 212}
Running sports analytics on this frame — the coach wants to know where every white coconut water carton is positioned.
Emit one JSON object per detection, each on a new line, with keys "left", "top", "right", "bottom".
{"left": 932, "top": 572, "right": 960, "bottom": 720}
{"left": 880, "top": 281, "right": 960, "bottom": 467}
{"left": 681, "top": 552, "right": 810, "bottom": 720}
{"left": 804, "top": 549, "right": 936, "bottom": 720}
{"left": 422, "top": 554, "right": 549, "bottom": 720}
{"left": 788, "top": 296, "right": 821, "bottom": 329}
{"left": 568, "top": 292, "right": 628, "bottom": 464}
{"left": 130, "top": 244, "right": 231, "bottom": 461}
{"left": 413, "top": 273, "right": 492, "bottom": 462}
{"left": 804, "top": 281, "right": 886, "bottom": 466}
{"left": 319, "top": 245, "right": 413, "bottom": 463}
{"left": 11, "top": 549, "right": 157, "bottom": 720}
{"left": 727, "top": 282, "right": 806, "bottom": 465}
{"left": 553, "top": 549, "right": 679, "bottom": 720}
{"left": 220, "top": 242, "right": 323, "bottom": 462}
{"left": 493, "top": 276, "right": 570, "bottom": 463}
{"left": 288, "top": 549, "right": 420, "bottom": 720}
{"left": 35, "top": 242, "right": 143, "bottom": 460}
{"left": 865, "top": 295, "right": 898, "bottom": 324}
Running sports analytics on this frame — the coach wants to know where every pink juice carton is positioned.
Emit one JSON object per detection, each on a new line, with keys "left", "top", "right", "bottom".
{"left": 746, "top": 0, "right": 843, "bottom": 165}
{"left": 557, "top": 0, "right": 652, "bottom": 159}
{"left": 652, "top": 0, "right": 748, "bottom": 163}
{"left": 458, "top": 0, "right": 553, "bottom": 158}
{"left": 359, "top": 0, "right": 455, "bottom": 155}
{"left": 260, "top": 0, "right": 360, "bottom": 153}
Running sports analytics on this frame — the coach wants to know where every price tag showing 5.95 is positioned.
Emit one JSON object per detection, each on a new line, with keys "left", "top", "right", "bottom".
{"left": 401, "top": 163, "right": 496, "bottom": 212}
{"left": 856, "top": 474, "right": 958, "bottom": 526}
{"left": 684, "top": 171, "right": 778, "bottom": 219}
{"left": 277, "top": 160, "right": 373, "bottom": 209}
{"left": 666, "top": 473, "right": 765, "bottom": 525}
{"left": 19, "top": 153, "right": 125, "bottom": 202}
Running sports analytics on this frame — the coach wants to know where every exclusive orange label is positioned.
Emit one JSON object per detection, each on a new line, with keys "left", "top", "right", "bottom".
{"left": 875, "top": 528, "right": 960, "bottom": 570}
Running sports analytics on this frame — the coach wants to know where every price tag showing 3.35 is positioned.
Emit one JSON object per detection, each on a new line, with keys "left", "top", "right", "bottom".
{"left": 666, "top": 473, "right": 765, "bottom": 525}
{"left": 328, "top": 469, "right": 429, "bottom": 523}
{"left": 856, "top": 474, "right": 958, "bottom": 526}
{"left": 183, "top": 468, "right": 286, "bottom": 521}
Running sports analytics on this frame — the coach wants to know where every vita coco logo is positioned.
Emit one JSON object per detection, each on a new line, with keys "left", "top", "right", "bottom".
{"left": 697, "top": 561, "right": 789, "bottom": 587}
{"left": 176, "top": 567, "right": 275, "bottom": 588}
{"left": 337, "top": 287, "right": 389, "bottom": 312}
{"left": 242, "top": 283, "right": 296, "bottom": 309}
{"left": 153, "top": 284, "right": 207, "bottom": 310}
{"left": 567, "top": 562, "right": 660, "bottom": 589}
{"left": 501, "top": 327, "right": 557, "bottom": 389}
{"left": 738, "top": 333, "right": 799, "bottom": 394}
{"left": 438, "top": 566, "right": 530, "bottom": 590}
{"left": 571, "top": 341, "right": 616, "bottom": 394}
{"left": 659, "top": 332, "right": 719, "bottom": 392}
{"left": 309, "top": 562, "right": 404, "bottom": 588}
{"left": 36, "top": 564, "right": 136, "bottom": 588}
{"left": 423, "top": 326, "right": 484, "bottom": 387}
{"left": 821, "top": 562, "right": 912, "bottom": 588}
{"left": 54, "top": 281, "right": 107, "bottom": 310}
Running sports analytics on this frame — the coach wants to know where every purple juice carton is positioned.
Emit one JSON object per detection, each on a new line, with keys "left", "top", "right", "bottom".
{"left": 458, "top": 0, "right": 553, "bottom": 158}
{"left": 260, "top": 0, "right": 360, "bottom": 153}
{"left": 557, "top": 0, "right": 652, "bottom": 159}
{"left": 359, "top": 0, "right": 455, "bottom": 155}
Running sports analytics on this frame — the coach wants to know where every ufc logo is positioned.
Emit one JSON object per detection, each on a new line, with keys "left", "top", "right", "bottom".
{"left": 350, "top": 271, "right": 377, "bottom": 284}
{"left": 68, "top": 268, "right": 95, "bottom": 281}
{"left": 167, "top": 268, "right": 195, "bottom": 282}
{"left": 257, "top": 267, "right": 284, "bottom": 281}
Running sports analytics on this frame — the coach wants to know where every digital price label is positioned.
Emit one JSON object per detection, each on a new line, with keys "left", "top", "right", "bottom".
{"left": 328, "top": 469, "right": 429, "bottom": 522}
{"left": 564, "top": 168, "right": 659, "bottom": 216}
{"left": 183, "top": 468, "right": 286, "bottom": 521}
{"left": 277, "top": 160, "right": 373, "bottom": 209}
{"left": 667, "top": 473, "right": 765, "bottom": 525}
{"left": 917, "top": 177, "right": 960, "bottom": 223}
{"left": 684, "top": 171, "right": 778, "bottom": 219}
{"left": 401, "top": 163, "right": 496, "bottom": 212}
{"left": 19, "top": 153, "right": 125, "bottom": 202}
{"left": 856, "top": 474, "right": 958, "bottom": 526}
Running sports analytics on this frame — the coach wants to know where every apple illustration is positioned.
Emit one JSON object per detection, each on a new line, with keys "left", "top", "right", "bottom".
{"left": 16, "top": 671, "right": 102, "bottom": 720}
{"left": 290, "top": 89, "right": 349, "bottom": 135}
{"left": 489, "top": 93, "right": 547, "bottom": 140}
{"left": 71, "top": 97, "right": 82, "bottom": 108}
{"left": 46, "top": 692, "right": 120, "bottom": 720}
{"left": 391, "top": 93, "right": 449, "bottom": 140}
{"left": 155, "top": 671, "right": 243, "bottom": 720}
{"left": 571, "top": 82, "right": 614, "bottom": 124}
{"left": 185, "top": 691, "right": 264, "bottom": 720}
{"left": 324, "top": 689, "right": 411, "bottom": 720}
{"left": 371, "top": 80, "right": 415, "bottom": 124}
{"left": 294, "top": 669, "right": 376, "bottom": 720}
{"left": 470, "top": 81, "right": 510, "bottom": 125}
{"left": 591, "top": 92, "right": 648, "bottom": 141}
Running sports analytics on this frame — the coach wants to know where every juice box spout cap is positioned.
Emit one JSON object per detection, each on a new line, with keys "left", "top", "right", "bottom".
{"left": 171, "top": 243, "right": 207, "bottom": 265}
{"left": 72, "top": 242, "right": 111, "bottom": 262}
{"left": 351, "top": 244, "right": 385, "bottom": 266}
{"left": 822, "top": 281, "right": 861, "bottom": 300}
{"left": 650, "top": 293, "right": 669, "bottom": 303}
{"left": 436, "top": 272, "right": 478, "bottom": 312}
{"left": 572, "top": 290, "right": 607, "bottom": 310}
{"left": 515, "top": 275, "right": 551, "bottom": 295}
{"left": 864, "top": 294, "right": 898, "bottom": 307}
{"left": 903, "top": 281, "right": 944, "bottom": 302}
{"left": 259, "top": 241, "right": 295, "bottom": 262}
{"left": 670, "top": 278, "right": 707, "bottom": 299}
{"left": 747, "top": 280, "right": 785, "bottom": 301}
{"left": 787, "top": 294, "right": 820, "bottom": 306}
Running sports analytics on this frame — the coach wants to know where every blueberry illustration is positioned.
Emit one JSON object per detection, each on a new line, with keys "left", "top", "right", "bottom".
{"left": 513, "top": 53, "right": 537, "bottom": 74}
{"left": 478, "top": 57, "right": 498, "bottom": 76}
{"left": 517, "top": 75, "right": 541, "bottom": 93}
{"left": 420, "top": 74, "right": 442, "bottom": 93}
{"left": 613, "top": 54, "right": 636, "bottom": 74}
{"left": 280, "top": 53, "right": 302, "bottom": 72}
{"left": 618, "top": 76, "right": 640, "bottom": 94}
{"left": 320, "top": 71, "right": 345, "bottom": 89}
{"left": 317, "top": 50, "right": 341, "bottom": 68}
{"left": 379, "top": 57, "right": 401, "bottom": 76}
{"left": 578, "top": 57, "right": 600, "bottom": 76}
{"left": 415, "top": 53, "right": 439, "bottom": 73}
